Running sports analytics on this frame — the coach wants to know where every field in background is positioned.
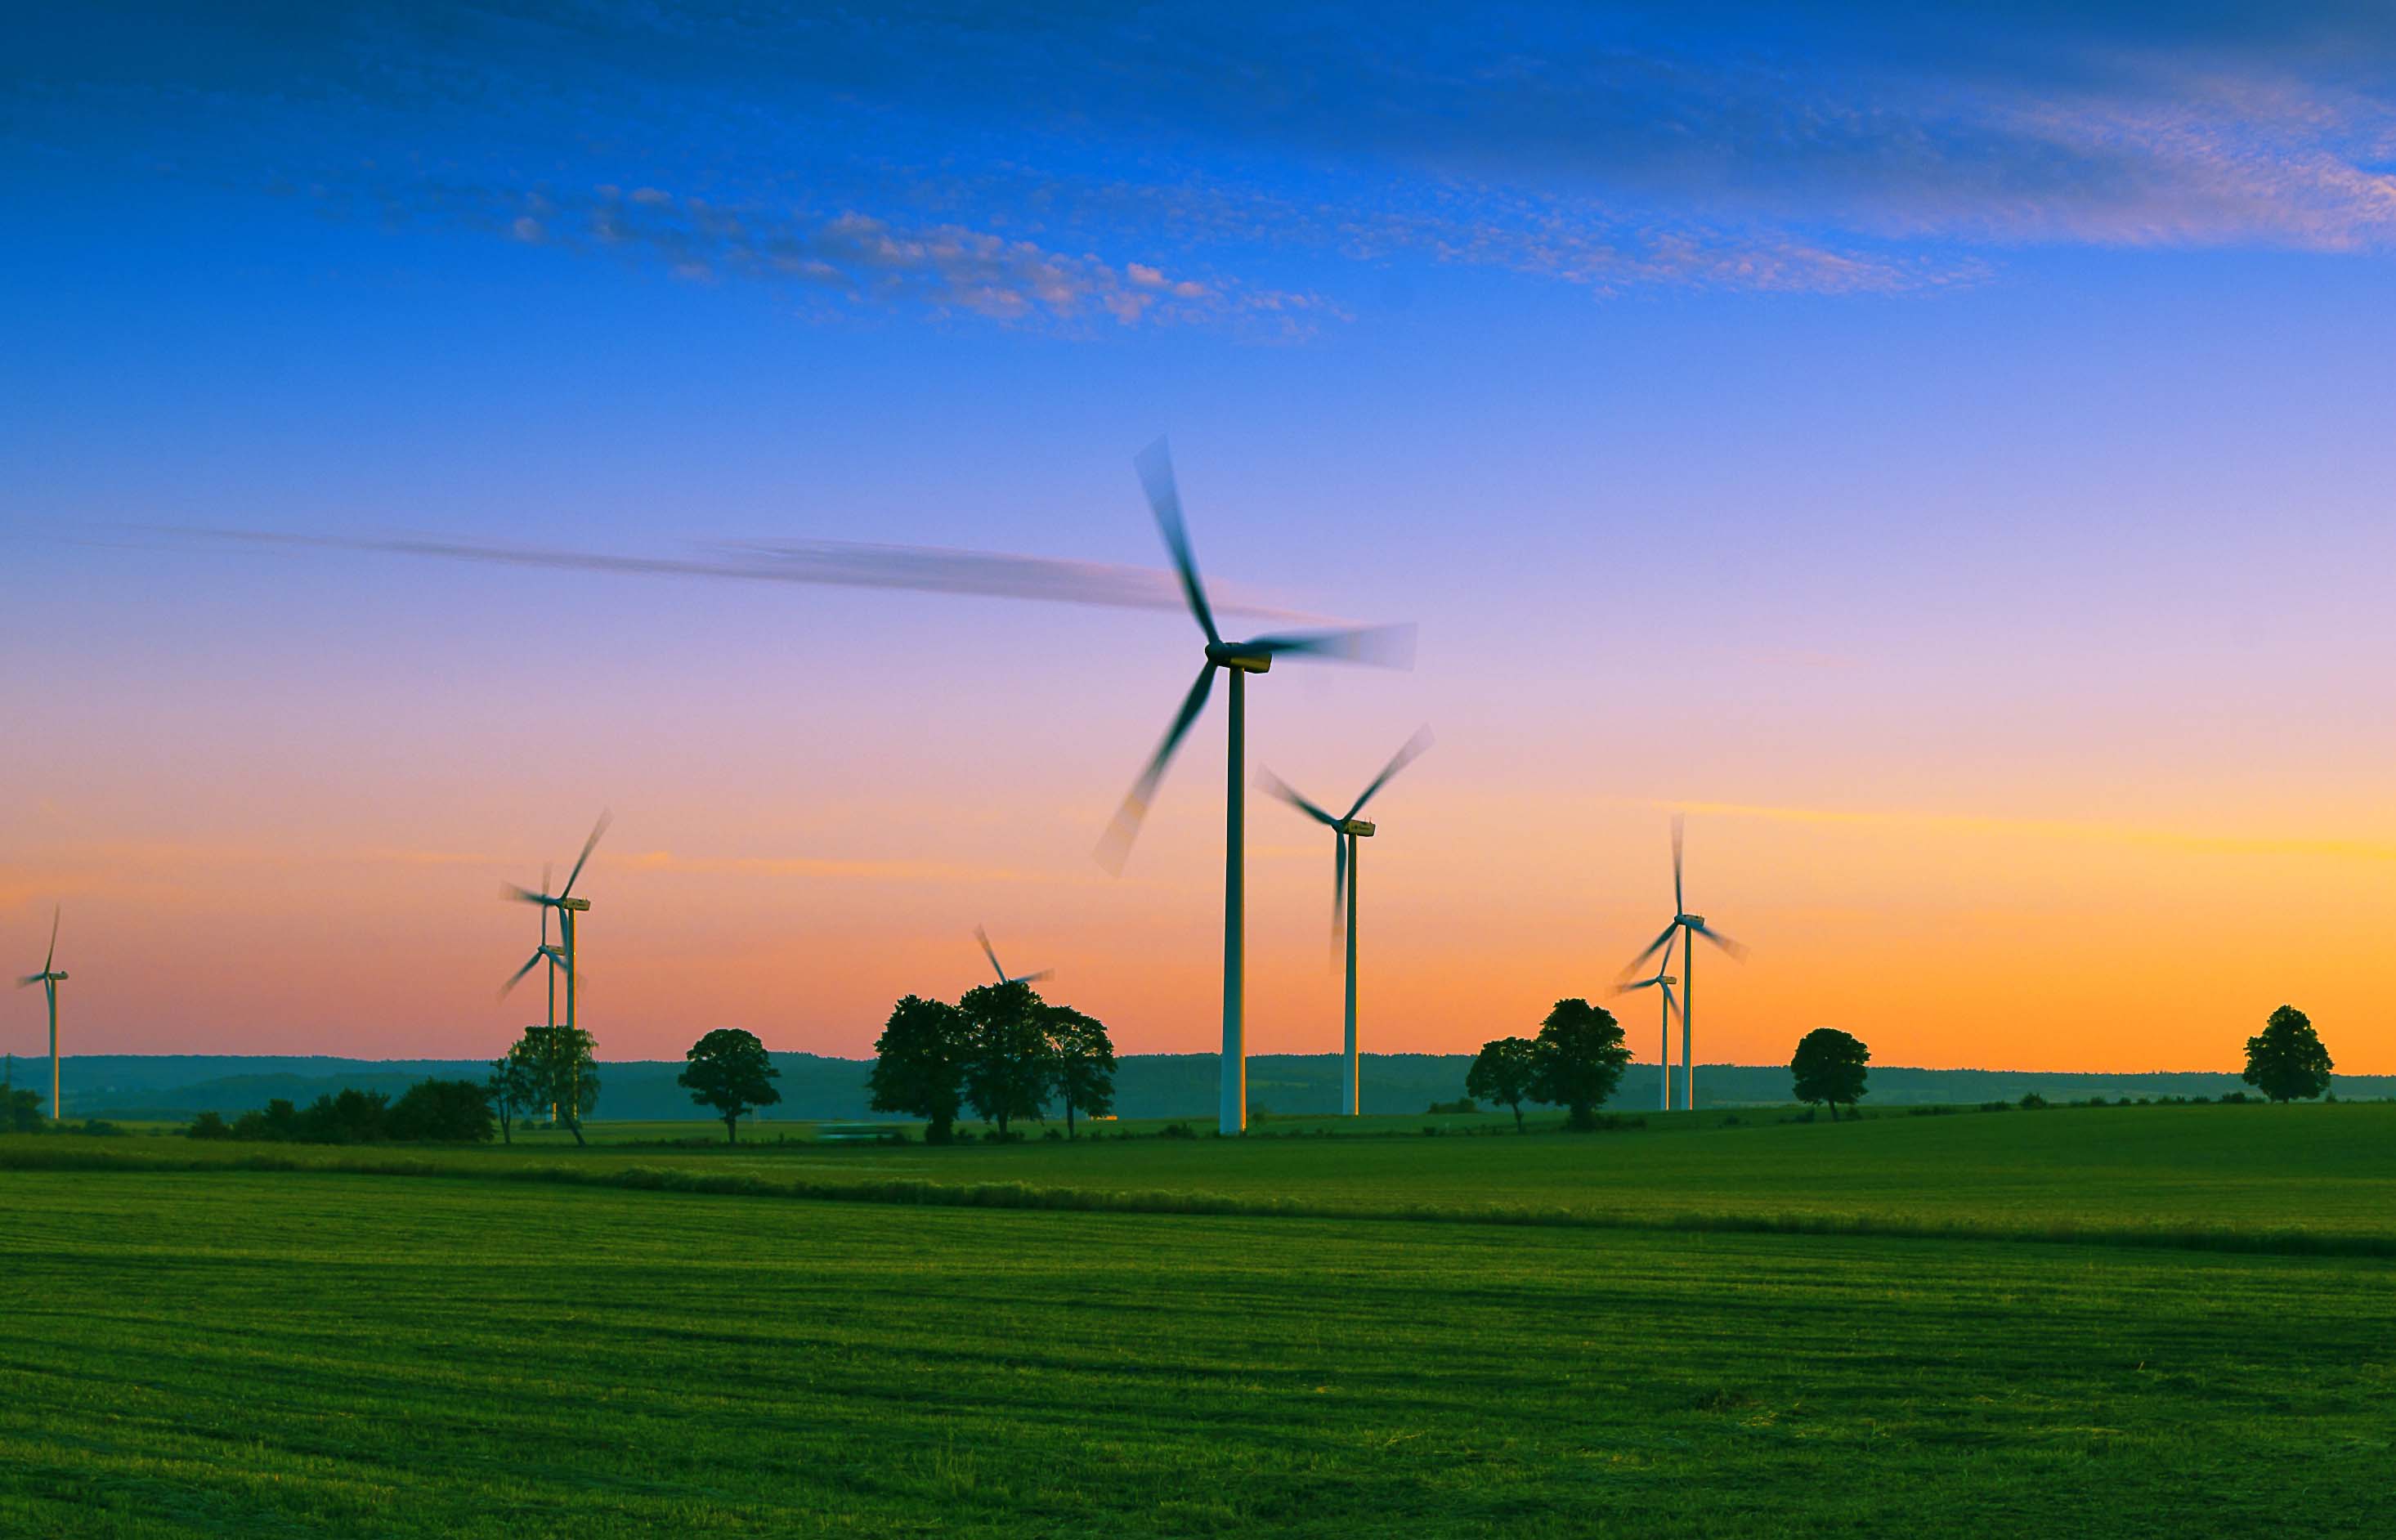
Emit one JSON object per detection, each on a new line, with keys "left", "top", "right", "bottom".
{"left": 1, "top": 1105, "right": 2389, "bottom": 1535}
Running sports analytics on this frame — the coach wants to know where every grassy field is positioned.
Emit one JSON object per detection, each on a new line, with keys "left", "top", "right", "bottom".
{"left": 1, "top": 1105, "right": 2389, "bottom": 1534}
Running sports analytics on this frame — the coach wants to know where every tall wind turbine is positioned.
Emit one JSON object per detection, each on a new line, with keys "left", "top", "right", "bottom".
{"left": 1098, "top": 439, "right": 1414, "bottom": 1135}
{"left": 1261, "top": 727, "right": 1432, "bottom": 1117}
{"left": 1619, "top": 816, "right": 1744, "bottom": 1110}
{"left": 503, "top": 813, "right": 611, "bottom": 1115}
{"left": 974, "top": 925, "right": 1053, "bottom": 987}
{"left": 16, "top": 907, "right": 67, "bottom": 1124}
{"left": 1612, "top": 945, "right": 1681, "bottom": 1112}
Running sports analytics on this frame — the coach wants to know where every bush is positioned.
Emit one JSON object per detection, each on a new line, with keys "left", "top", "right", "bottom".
{"left": 2219, "top": 1090, "right": 2249, "bottom": 1104}
{"left": 186, "top": 1111, "right": 233, "bottom": 1140}
{"left": 386, "top": 1079, "right": 496, "bottom": 1144}
{"left": 1426, "top": 1097, "right": 1479, "bottom": 1115}
{"left": 1978, "top": 1100, "right": 2011, "bottom": 1112}
{"left": 1157, "top": 1122, "right": 1196, "bottom": 1139}
{"left": 2018, "top": 1092, "right": 2047, "bottom": 1110}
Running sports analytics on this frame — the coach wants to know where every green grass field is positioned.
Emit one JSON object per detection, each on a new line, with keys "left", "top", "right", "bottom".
{"left": 2, "top": 1104, "right": 2389, "bottom": 1534}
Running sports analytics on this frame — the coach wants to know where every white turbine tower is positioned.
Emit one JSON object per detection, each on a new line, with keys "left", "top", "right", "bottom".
{"left": 1612, "top": 942, "right": 1681, "bottom": 1112}
{"left": 1619, "top": 816, "right": 1744, "bottom": 1110}
{"left": 1261, "top": 727, "right": 1432, "bottom": 1117}
{"left": 16, "top": 907, "right": 67, "bottom": 1124}
{"left": 1098, "top": 439, "right": 1415, "bottom": 1135}
{"left": 974, "top": 925, "right": 1053, "bottom": 987}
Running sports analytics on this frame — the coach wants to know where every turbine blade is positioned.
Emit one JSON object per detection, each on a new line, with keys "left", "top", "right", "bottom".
{"left": 1694, "top": 922, "right": 1749, "bottom": 960}
{"left": 1247, "top": 623, "right": 1417, "bottom": 669}
{"left": 1095, "top": 661, "right": 1218, "bottom": 874}
{"left": 1134, "top": 438, "right": 1220, "bottom": 647}
{"left": 559, "top": 809, "right": 612, "bottom": 899}
{"left": 499, "top": 951, "right": 547, "bottom": 997}
{"left": 1344, "top": 725, "right": 1434, "bottom": 819}
{"left": 1610, "top": 978, "right": 1657, "bottom": 996}
{"left": 1673, "top": 813, "right": 1685, "bottom": 915}
{"left": 1258, "top": 769, "right": 1339, "bottom": 826}
{"left": 1333, "top": 830, "right": 1349, "bottom": 945}
{"left": 16, "top": 975, "right": 42, "bottom": 989}
{"left": 1014, "top": 968, "right": 1055, "bottom": 984}
{"left": 975, "top": 924, "right": 1008, "bottom": 985}
{"left": 503, "top": 883, "right": 551, "bottom": 906}
{"left": 1619, "top": 922, "right": 1677, "bottom": 980}
{"left": 44, "top": 907, "right": 58, "bottom": 974}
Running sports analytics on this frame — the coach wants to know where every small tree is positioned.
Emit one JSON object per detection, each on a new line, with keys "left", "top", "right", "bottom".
{"left": 1044, "top": 1005, "right": 1115, "bottom": 1139}
{"left": 2, "top": 1086, "right": 43, "bottom": 1134}
{"left": 868, "top": 994, "right": 972, "bottom": 1143}
{"left": 1789, "top": 1027, "right": 1870, "bottom": 1121}
{"left": 186, "top": 1110, "right": 232, "bottom": 1141}
{"left": 388, "top": 1079, "right": 497, "bottom": 1143}
{"left": 2243, "top": 1005, "right": 2333, "bottom": 1103}
{"left": 486, "top": 1050, "right": 541, "bottom": 1145}
{"left": 1466, "top": 1036, "right": 1538, "bottom": 1130}
{"left": 514, "top": 1025, "right": 601, "bottom": 1145}
{"left": 678, "top": 1027, "right": 782, "bottom": 1144}
{"left": 1529, "top": 1000, "right": 1631, "bottom": 1130}
{"left": 296, "top": 1088, "right": 391, "bottom": 1144}
{"left": 961, "top": 981, "right": 1055, "bottom": 1137}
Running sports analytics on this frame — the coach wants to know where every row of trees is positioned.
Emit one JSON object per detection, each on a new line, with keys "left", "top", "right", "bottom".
{"left": 868, "top": 982, "right": 1116, "bottom": 1141}
{"left": 1461, "top": 1007, "right": 1871, "bottom": 1127}
{"left": 190, "top": 1079, "right": 497, "bottom": 1144}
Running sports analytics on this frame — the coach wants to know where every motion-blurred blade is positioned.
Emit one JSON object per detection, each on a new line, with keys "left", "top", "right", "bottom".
{"left": 1610, "top": 977, "right": 1659, "bottom": 996}
{"left": 43, "top": 907, "right": 58, "bottom": 974}
{"left": 499, "top": 951, "right": 547, "bottom": 997}
{"left": 1014, "top": 968, "right": 1055, "bottom": 985}
{"left": 1692, "top": 921, "right": 1749, "bottom": 960}
{"left": 1247, "top": 623, "right": 1417, "bottom": 669}
{"left": 1134, "top": 438, "right": 1220, "bottom": 646}
{"left": 1619, "top": 922, "right": 1677, "bottom": 980}
{"left": 504, "top": 882, "right": 552, "bottom": 906}
{"left": 975, "top": 924, "right": 1008, "bottom": 985}
{"left": 559, "top": 810, "right": 612, "bottom": 898}
{"left": 1332, "top": 830, "right": 1349, "bottom": 944}
{"left": 16, "top": 974, "right": 41, "bottom": 988}
{"left": 1345, "top": 726, "right": 1434, "bottom": 818}
{"left": 1672, "top": 813, "right": 1685, "bottom": 915}
{"left": 1095, "top": 662, "right": 1218, "bottom": 874}
{"left": 1259, "top": 770, "right": 1338, "bottom": 826}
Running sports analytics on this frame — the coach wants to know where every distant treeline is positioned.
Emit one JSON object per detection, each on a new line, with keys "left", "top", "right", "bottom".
{"left": 41, "top": 1052, "right": 2395, "bottom": 1123}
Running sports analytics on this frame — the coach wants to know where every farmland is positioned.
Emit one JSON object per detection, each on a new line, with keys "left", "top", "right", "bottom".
{"left": 0, "top": 1105, "right": 2389, "bottom": 1535}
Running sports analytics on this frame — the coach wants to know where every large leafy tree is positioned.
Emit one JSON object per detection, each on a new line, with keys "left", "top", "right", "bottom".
{"left": 486, "top": 1050, "right": 542, "bottom": 1145}
{"left": 513, "top": 1025, "right": 601, "bottom": 1145}
{"left": 679, "top": 1027, "right": 782, "bottom": 1144}
{"left": 1044, "top": 1005, "right": 1115, "bottom": 1139}
{"left": 1529, "top": 1000, "right": 1631, "bottom": 1130}
{"left": 961, "top": 980, "right": 1056, "bottom": 1136}
{"left": 868, "top": 994, "right": 972, "bottom": 1143}
{"left": 388, "top": 1078, "right": 497, "bottom": 1143}
{"left": 2243, "top": 1005, "right": 2334, "bottom": 1103}
{"left": 1789, "top": 1027, "right": 1871, "bottom": 1121}
{"left": 1465, "top": 1036, "right": 1538, "bottom": 1130}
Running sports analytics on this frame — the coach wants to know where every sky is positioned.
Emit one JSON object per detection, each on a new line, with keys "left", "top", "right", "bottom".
{"left": 6, "top": 2, "right": 2395, "bottom": 1075}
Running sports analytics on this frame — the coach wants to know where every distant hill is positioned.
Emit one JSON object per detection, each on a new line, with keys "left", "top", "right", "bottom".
{"left": 26, "top": 1051, "right": 2391, "bottom": 1122}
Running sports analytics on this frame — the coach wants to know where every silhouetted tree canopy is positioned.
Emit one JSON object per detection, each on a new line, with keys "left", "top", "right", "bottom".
{"left": 961, "top": 980, "right": 1055, "bottom": 1136}
{"left": 486, "top": 1050, "right": 542, "bottom": 1145}
{"left": 2243, "top": 1005, "right": 2333, "bottom": 1103}
{"left": 679, "top": 1027, "right": 782, "bottom": 1144}
{"left": 1466, "top": 1036, "right": 1538, "bottom": 1130}
{"left": 869, "top": 994, "right": 973, "bottom": 1143}
{"left": 1789, "top": 1027, "right": 1871, "bottom": 1121}
{"left": 1044, "top": 1005, "right": 1115, "bottom": 1138}
{"left": 387, "top": 1078, "right": 497, "bottom": 1144}
{"left": 1529, "top": 1000, "right": 1631, "bottom": 1130}
{"left": 513, "top": 1024, "right": 602, "bottom": 1144}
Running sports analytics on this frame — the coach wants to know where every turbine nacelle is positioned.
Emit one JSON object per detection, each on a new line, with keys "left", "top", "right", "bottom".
{"left": 559, "top": 897, "right": 591, "bottom": 912}
{"left": 1338, "top": 818, "right": 1376, "bottom": 838}
{"left": 1678, "top": 913, "right": 1703, "bottom": 928}
{"left": 1203, "top": 641, "right": 1274, "bottom": 672}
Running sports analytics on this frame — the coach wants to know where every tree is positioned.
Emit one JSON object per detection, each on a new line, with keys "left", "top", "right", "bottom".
{"left": 295, "top": 1087, "right": 391, "bottom": 1144}
{"left": 2, "top": 1086, "right": 43, "bottom": 1134}
{"left": 486, "top": 1050, "right": 541, "bottom": 1145}
{"left": 961, "top": 981, "right": 1055, "bottom": 1137}
{"left": 513, "top": 1025, "right": 601, "bottom": 1144}
{"left": 1044, "top": 1005, "right": 1115, "bottom": 1139}
{"left": 868, "top": 994, "right": 972, "bottom": 1143}
{"left": 2243, "top": 1005, "right": 2334, "bottom": 1103}
{"left": 1529, "top": 1000, "right": 1631, "bottom": 1130}
{"left": 678, "top": 1028, "right": 782, "bottom": 1144}
{"left": 186, "top": 1110, "right": 233, "bottom": 1141}
{"left": 388, "top": 1079, "right": 497, "bottom": 1143}
{"left": 1789, "top": 1027, "right": 1870, "bottom": 1121}
{"left": 1466, "top": 1036, "right": 1538, "bottom": 1130}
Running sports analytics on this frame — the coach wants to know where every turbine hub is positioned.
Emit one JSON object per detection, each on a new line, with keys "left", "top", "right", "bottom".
{"left": 560, "top": 898, "right": 592, "bottom": 912}
{"left": 1339, "top": 818, "right": 1376, "bottom": 837}
{"left": 1679, "top": 914, "right": 1703, "bottom": 927}
{"left": 1204, "top": 641, "right": 1273, "bottom": 672}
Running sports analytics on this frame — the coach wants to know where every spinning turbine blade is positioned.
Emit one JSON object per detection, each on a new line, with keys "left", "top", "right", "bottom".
{"left": 43, "top": 907, "right": 58, "bottom": 974}
{"left": 1014, "top": 968, "right": 1055, "bottom": 985}
{"left": 1620, "top": 922, "right": 1678, "bottom": 979}
{"left": 1258, "top": 771, "right": 1340, "bottom": 826}
{"left": 1345, "top": 726, "right": 1434, "bottom": 819}
{"left": 499, "top": 951, "right": 548, "bottom": 997}
{"left": 503, "top": 882, "right": 551, "bottom": 906}
{"left": 560, "top": 810, "right": 612, "bottom": 899}
{"left": 1333, "top": 830, "right": 1349, "bottom": 946}
{"left": 1673, "top": 813, "right": 1685, "bottom": 915}
{"left": 1691, "top": 921, "right": 1749, "bottom": 960}
{"left": 974, "top": 924, "right": 1008, "bottom": 985}
{"left": 1135, "top": 438, "right": 1220, "bottom": 647}
{"left": 1247, "top": 624, "right": 1417, "bottom": 669}
{"left": 1096, "top": 660, "right": 1218, "bottom": 872}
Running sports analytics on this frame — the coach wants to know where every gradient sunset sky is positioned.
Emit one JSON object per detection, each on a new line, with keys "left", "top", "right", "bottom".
{"left": 7, "top": 2, "right": 2394, "bottom": 1073}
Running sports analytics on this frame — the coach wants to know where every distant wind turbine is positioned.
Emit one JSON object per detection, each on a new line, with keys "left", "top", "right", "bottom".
{"left": 1619, "top": 816, "right": 1745, "bottom": 1110}
{"left": 1611, "top": 943, "right": 1681, "bottom": 1112}
{"left": 16, "top": 907, "right": 67, "bottom": 1124}
{"left": 502, "top": 812, "right": 611, "bottom": 1117}
{"left": 1261, "top": 727, "right": 1432, "bottom": 1117}
{"left": 974, "top": 925, "right": 1053, "bottom": 987}
{"left": 1098, "top": 439, "right": 1416, "bottom": 1135}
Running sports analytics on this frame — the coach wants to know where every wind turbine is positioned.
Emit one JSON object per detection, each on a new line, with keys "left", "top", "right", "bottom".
{"left": 16, "top": 907, "right": 66, "bottom": 1124}
{"left": 974, "top": 925, "right": 1053, "bottom": 987}
{"left": 1619, "top": 816, "right": 1744, "bottom": 1110}
{"left": 1611, "top": 942, "right": 1680, "bottom": 1112}
{"left": 1098, "top": 438, "right": 1415, "bottom": 1135}
{"left": 1261, "top": 727, "right": 1432, "bottom": 1117}
{"left": 503, "top": 812, "right": 610, "bottom": 1117}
